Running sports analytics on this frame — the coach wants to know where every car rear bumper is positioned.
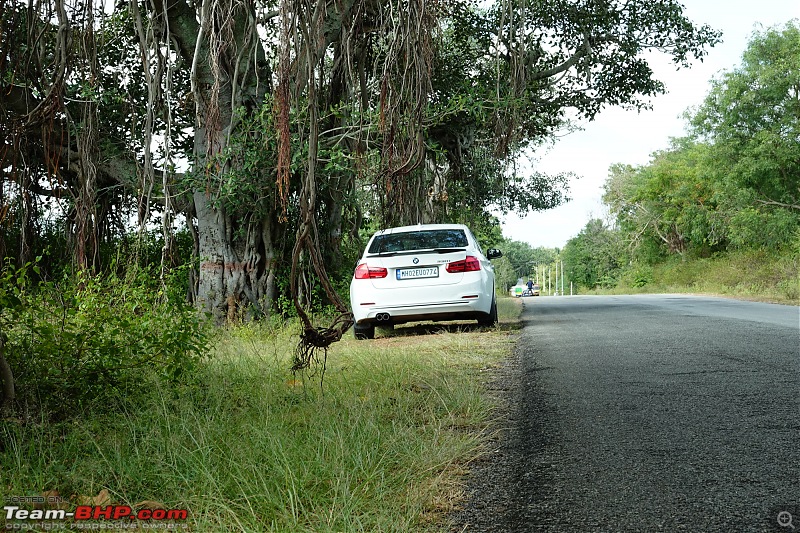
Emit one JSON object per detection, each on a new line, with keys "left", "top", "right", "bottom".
{"left": 350, "top": 280, "right": 492, "bottom": 324}
{"left": 353, "top": 300, "right": 489, "bottom": 325}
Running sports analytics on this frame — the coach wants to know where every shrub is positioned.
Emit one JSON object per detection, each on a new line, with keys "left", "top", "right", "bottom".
{"left": 621, "top": 264, "right": 654, "bottom": 288}
{"left": 1, "top": 266, "right": 211, "bottom": 419}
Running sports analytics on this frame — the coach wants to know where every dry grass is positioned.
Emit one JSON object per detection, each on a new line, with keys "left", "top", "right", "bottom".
{"left": 1, "top": 297, "right": 522, "bottom": 532}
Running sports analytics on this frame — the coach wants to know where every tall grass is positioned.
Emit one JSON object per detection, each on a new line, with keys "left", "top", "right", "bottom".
{"left": 0, "top": 300, "right": 520, "bottom": 531}
{"left": 610, "top": 249, "right": 799, "bottom": 303}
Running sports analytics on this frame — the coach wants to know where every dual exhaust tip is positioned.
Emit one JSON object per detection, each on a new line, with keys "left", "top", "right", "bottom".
{"left": 376, "top": 312, "right": 391, "bottom": 322}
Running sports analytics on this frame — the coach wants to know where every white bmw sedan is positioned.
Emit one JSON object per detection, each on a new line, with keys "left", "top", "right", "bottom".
{"left": 349, "top": 224, "right": 503, "bottom": 339}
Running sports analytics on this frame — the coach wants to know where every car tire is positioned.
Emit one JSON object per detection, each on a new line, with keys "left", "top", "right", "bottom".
{"left": 354, "top": 323, "right": 375, "bottom": 340}
{"left": 478, "top": 295, "right": 498, "bottom": 327}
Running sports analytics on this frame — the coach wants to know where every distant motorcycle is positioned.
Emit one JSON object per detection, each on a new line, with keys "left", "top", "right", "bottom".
{"left": 522, "top": 284, "right": 540, "bottom": 297}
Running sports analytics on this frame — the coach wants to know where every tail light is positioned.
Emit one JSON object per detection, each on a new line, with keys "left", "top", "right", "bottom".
{"left": 446, "top": 256, "right": 481, "bottom": 273}
{"left": 354, "top": 263, "right": 388, "bottom": 279}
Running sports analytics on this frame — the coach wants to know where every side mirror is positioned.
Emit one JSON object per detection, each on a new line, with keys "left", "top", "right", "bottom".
{"left": 487, "top": 248, "right": 502, "bottom": 260}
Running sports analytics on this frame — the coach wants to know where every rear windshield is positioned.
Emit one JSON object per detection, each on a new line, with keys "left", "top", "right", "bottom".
{"left": 367, "top": 229, "right": 468, "bottom": 254}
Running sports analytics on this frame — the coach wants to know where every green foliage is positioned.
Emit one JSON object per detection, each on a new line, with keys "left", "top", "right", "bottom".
{"left": 0, "top": 261, "right": 28, "bottom": 315}
{"left": 562, "top": 219, "right": 626, "bottom": 290}
{"left": 650, "top": 249, "right": 799, "bottom": 303}
{"left": 601, "top": 21, "right": 800, "bottom": 268}
{"left": 604, "top": 141, "right": 722, "bottom": 258}
{"left": 1, "top": 320, "right": 514, "bottom": 530}
{"left": 1, "top": 266, "right": 211, "bottom": 419}
{"left": 182, "top": 101, "right": 283, "bottom": 222}
{"left": 585, "top": 246, "right": 798, "bottom": 304}
{"left": 498, "top": 240, "right": 546, "bottom": 278}
{"left": 690, "top": 21, "right": 800, "bottom": 204}
{"left": 728, "top": 206, "right": 799, "bottom": 250}
{"left": 490, "top": 238, "right": 560, "bottom": 291}
{"left": 390, "top": 0, "right": 718, "bottom": 227}
{"left": 621, "top": 264, "right": 654, "bottom": 288}
{"left": 452, "top": 21, "right": 800, "bottom": 300}
{"left": 492, "top": 256, "right": 518, "bottom": 291}
{"left": 688, "top": 21, "right": 800, "bottom": 245}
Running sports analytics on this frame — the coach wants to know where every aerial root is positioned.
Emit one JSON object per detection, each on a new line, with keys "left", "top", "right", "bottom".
{"left": 292, "top": 314, "right": 354, "bottom": 372}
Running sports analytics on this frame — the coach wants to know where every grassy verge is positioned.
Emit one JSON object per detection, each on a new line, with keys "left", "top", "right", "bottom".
{"left": 598, "top": 249, "right": 799, "bottom": 304}
{"left": 1, "top": 298, "right": 521, "bottom": 532}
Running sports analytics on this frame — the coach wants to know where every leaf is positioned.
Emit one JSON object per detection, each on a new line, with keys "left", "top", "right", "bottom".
{"left": 75, "top": 488, "right": 111, "bottom": 506}
{"left": 35, "top": 490, "right": 70, "bottom": 510}
{"left": 135, "top": 500, "right": 166, "bottom": 510}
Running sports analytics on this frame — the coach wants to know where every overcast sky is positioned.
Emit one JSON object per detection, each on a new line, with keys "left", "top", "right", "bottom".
{"left": 498, "top": 1, "right": 800, "bottom": 250}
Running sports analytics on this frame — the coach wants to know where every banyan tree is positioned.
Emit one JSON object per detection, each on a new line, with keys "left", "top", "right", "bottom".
{"left": 1, "top": 0, "right": 720, "bottom": 323}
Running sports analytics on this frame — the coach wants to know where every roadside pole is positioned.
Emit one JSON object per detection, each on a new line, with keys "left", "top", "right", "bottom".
{"left": 555, "top": 262, "right": 558, "bottom": 296}
{"left": 547, "top": 267, "right": 550, "bottom": 295}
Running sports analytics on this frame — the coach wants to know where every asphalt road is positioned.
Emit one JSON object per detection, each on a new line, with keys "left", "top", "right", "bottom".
{"left": 451, "top": 294, "right": 799, "bottom": 532}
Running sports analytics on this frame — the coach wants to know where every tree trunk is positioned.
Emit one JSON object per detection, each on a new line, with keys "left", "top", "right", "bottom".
{"left": 0, "top": 336, "right": 14, "bottom": 411}
{"left": 194, "top": 193, "right": 281, "bottom": 323}
{"left": 193, "top": 192, "right": 226, "bottom": 321}
{"left": 149, "top": 0, "right": 277, "bottom": 322}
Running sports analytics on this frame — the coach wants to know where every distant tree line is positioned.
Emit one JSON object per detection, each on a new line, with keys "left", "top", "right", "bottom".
{"left": 492, "top": 239, "right": 558, "bottom": 291}
{"left": 563, "top": 21, "right": 800, "bottom": 290}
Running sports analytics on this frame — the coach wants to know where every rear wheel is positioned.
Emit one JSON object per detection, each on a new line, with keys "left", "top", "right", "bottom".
{"left": 354, "top": 323, "right": 375, "bottom": 340}
{"left": 478, "top": 296, "right": 498, "bottom": 327}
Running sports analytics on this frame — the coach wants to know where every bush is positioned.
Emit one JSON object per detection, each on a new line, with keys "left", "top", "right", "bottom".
{"left": 620, "top": 264, "right": 654, "bottom": 288}
{"left": 1, "top": 266, "right": 211, "bottom": 419}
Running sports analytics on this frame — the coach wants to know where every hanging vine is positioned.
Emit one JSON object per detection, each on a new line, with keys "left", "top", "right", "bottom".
{"left": 272, "top": 0, "right": 440, "bottom": 369}
{"left": 375, "top": 0, "right": 437, "bottom": 226}
{"left": 131, "top": 0, "right": 179, "bottom": 282}
{"left": 276, "top": 0, "right": 351, "bottom": 371}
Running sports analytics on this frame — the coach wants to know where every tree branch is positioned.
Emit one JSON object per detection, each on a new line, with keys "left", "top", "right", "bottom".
{"left": 528, "top": 33, "right": 592, "bottom": 82}
{"left": 756, "top": 198, "right": 800, "bottom": 211}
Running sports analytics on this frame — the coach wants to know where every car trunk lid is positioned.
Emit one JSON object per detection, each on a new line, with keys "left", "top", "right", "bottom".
{"left": 364, "top": 249, "right": 467, "bottom": 288}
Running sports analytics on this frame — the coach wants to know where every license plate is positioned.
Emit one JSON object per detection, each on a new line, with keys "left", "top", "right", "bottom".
{"left": 396, "top": 267, "right": 438, "bottom": 280}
